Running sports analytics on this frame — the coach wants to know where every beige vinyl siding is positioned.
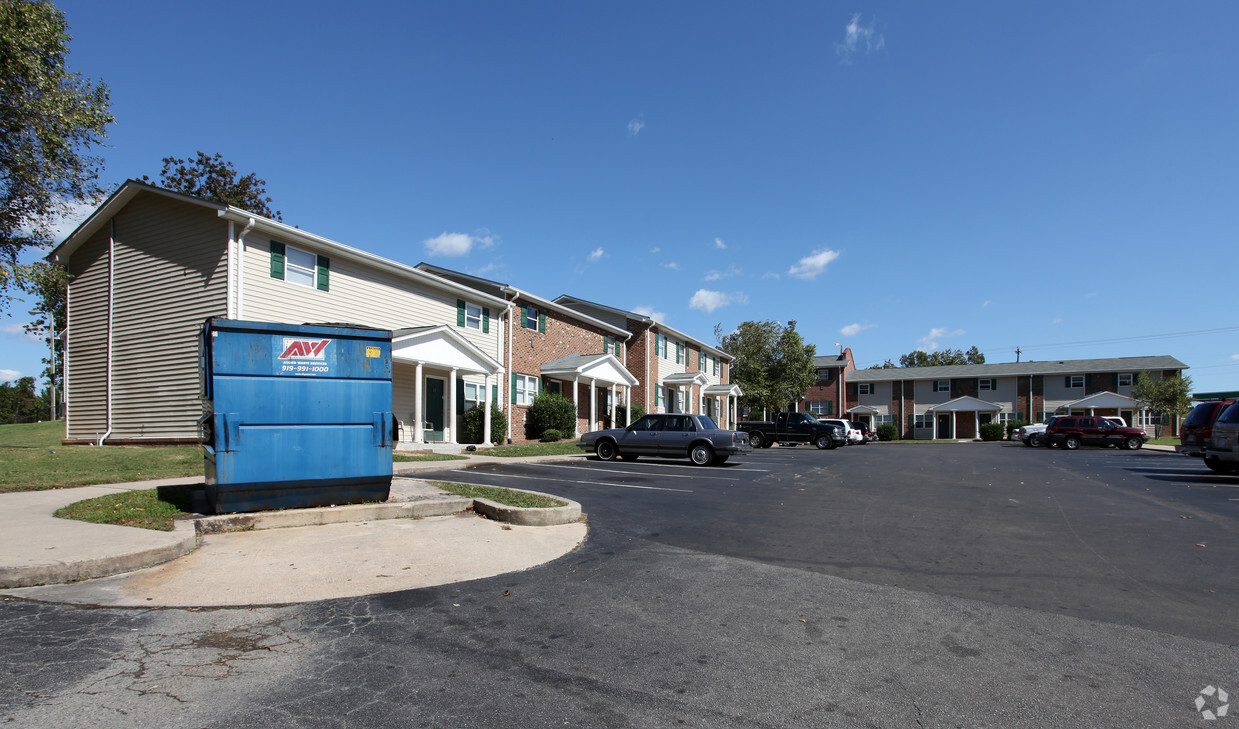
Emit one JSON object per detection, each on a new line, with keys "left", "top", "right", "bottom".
{"left": 107, "top": 196, "right": 228, "bottom": 439}
{"left": 64, "top": 228, "right": 112, "bottom": 440}
{"left": 241, "top": 238, "right": 502, "bottom": 360}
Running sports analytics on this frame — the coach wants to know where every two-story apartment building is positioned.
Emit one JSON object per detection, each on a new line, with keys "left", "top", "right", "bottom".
{"left": 799, "top": 349, "right": 856, "bottom": 419}
{"left": 416, "top": 265, "right": 639, "bottom": 441}
{"left": 553, "top": 296, "right": 742, "bottom": 428}
{"left": 51, "top": 181, "right": 510, "bottom": 448}
{"left": 838, "top": 356, "right": 1188, "bottom": 439}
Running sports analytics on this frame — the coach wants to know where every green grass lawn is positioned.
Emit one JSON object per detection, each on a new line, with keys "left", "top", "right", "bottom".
{"left": 54, "top": 486, "right": 195, "bottom": 531}
{"left": 430, "top": 481, "right": 566, "bottom": 508}
{"left": 0, "top": 422, "right": 202, "bottom": 493}
{"left": 477, "top": 441, "right": 582, "bottom": 457}
{"left": 393, "top": 452, "right": 469, "bottom": 462}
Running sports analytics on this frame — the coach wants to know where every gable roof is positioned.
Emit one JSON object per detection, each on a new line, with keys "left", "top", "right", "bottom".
{"left": 850, "top": 355, "right": 1187, "bottom": 383}
{"left": 50, "top": 180, "right": 508, "bottom": 310}
{"left": 554, "top": 294, "right": 734, "bottom": 361}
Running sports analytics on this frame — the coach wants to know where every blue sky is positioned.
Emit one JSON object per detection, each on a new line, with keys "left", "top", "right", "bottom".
{"left": 4, "top": 1, "right": 1238, "bottom": 394}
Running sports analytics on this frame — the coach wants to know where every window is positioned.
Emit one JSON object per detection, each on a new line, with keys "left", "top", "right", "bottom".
{"left": 698, "top": 351, "right": 705, "bottom": 370}
{"left": 978, "top": 378, "right": 996, "bottom": 391}
{"left": 655, "top": 384, "right": 665, "bottom": 408}
{"left": 858, "top": 384, "right": 873, "bottom": 395}
{"left": 1118, "top": 373, "right": 1133, "bottom": 387}
{"left": 512, "top": 374, "right": 538, "bottom": 406}
{"left": 934, "top": 380, "right": 950, "bottom": 393}
{"left": 1068, "top": 375, "right": 1084, "bottom": 388}
{"left": 457, "top": 300, "right": 490, "bottom": 332}
{"left": 817, "top": 368, "right": 834, "bottom": 382}
{"left": 603, "top": 335, "right": 621, "bottom": 356}
{"left": 657, "top": 334, "right": 668, "bottom": 359}
{"left": 521, "top": 306, "right": 543, "bottom": 331}
{"left": 875, "top": 414, "right": 892, "bottom": 426}
{"left": 807, "top": 401, "right": 832, "bottom": 416}
{"left": 463, "top": 383, "right": 481, "bottom": 411}
{"left": 998, "top": 412, "right": 1017, "bottom": 425}
{"left": 270, "top": 241, "right": 329, "bottom": 291}
{"left": 915, "top": 414, "right": 932, "bottom": 428}
{"left": 713, "top": 358, "right": 719, "bottom": 376}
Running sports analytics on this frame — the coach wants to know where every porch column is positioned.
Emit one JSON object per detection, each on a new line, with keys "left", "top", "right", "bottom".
{"left": 414, "top": 362, "right": 424, "bottom": 443}
{"left": 483, "top": 373, "right": 492, "bottom": 445}
{"left": 610, "top": 382, "right": 617, "bottom": 425}
{"left": 448, "top": 368, "right": 458, "bottom": 443}
{"left": 932, "top": 410, "right": 938, "bottom": 439}
{"left": 573, "top": 375, "right": 581, "bottom": 437}
{"left": 974, "top": 412, "right": 980, "bottom": 440}
{"left": 589, "top": 378, "right": 597, "bottom": 430}
{"left": 952, "top": 412, "right": 957, "bottom": 440}
{"left": 625, "top": 387, "right": 631, "bottom": 426}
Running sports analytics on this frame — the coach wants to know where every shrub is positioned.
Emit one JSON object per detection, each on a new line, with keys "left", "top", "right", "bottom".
{"left": 541, "top": 429, "right": 562, "bottom": 442}
{"left": 461, "top": 404, "right": 507, "bottom": 444}
{"left": 527, "top": 393, "right": 576, "bottom": 440}
{"left": 875, "top": 423, "right": 898, "bottom": 441}
{"left": 613, "top": 401, "right": 646, "bottom": 428}
{"left": 979, "top": 423, "right": 1006, "bottom": 441}
{"left": 1005, "top": 420, "right": 1028, "bottom": 438}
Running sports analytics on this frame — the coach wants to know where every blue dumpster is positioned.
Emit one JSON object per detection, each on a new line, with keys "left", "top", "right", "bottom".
{"left": 199, "top": 318, "right": 394, "bottom": 514}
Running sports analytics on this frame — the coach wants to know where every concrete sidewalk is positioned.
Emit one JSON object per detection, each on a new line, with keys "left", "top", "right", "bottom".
{"left": 0, "top": 454, "right": 588, "bottom": 607}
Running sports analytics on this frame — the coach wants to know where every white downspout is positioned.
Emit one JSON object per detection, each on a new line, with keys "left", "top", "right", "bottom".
{"left": 98, "top": 219, "right": 116, "bottom": 446}
{"left": 236, "top": 217, "right": 256, "bottom": 319}
{"left": 505, "top": 302, "right": 514, "bottom": 443}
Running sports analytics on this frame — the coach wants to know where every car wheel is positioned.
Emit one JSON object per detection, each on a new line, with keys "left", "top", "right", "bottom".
{"left": 815, "top": 434, "right": 831, "bottom": 450}
{"left": 621, "top": 454, "right": 639, "bottom": 462}
{"left": 690, "top": 443, "right": 714, "bottom": 466}
{"left": 1063, "top": 435, "right": 1081, "bottom": 450}
{"left": 762, "top": 441, "right": 774, "bottom": 449}
{"left": 1022, "top": 438, "right": 1033, "bottom": 447}
{"left": 1123, "top": 436, "right": 1142, "bottom": 450}
{"left": 748, "top": 432, "right": 764, "bottom": 449}
{"left": 1030, "top": 433, "right": 1045, "bottom": 447}
{"left": 595, "top": 440, "right": 618, "bottom": 461}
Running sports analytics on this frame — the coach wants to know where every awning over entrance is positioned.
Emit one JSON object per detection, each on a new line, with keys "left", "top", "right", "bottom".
{"left": 701, "top": 383, "right": 743, "bottom": 429}
{"left": 542, "top": 354, "right": 640, "bottom": 436}
{"left": 664, "top": 372, "right": 709, "bottom": 387}
{"left": 925, "top": 396, "right": 1003, "bottom": 440}
{"left": 1057, "top": 390, "right": 1139, "bottom": 412}
{"left": 927, "top": 395, "right": 1003, "bottom": 413}
{"left": 391, "top": 325, "right": 504, "bottom": 445}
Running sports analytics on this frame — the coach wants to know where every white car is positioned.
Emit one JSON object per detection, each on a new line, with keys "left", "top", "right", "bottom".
{"left": 820, "top": 418, "right": 865, "bottom": 445}
{"left": 1016, "top": 418, "right": 1059, "bottom": 447}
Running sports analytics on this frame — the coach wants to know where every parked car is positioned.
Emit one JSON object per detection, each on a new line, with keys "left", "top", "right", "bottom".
{"left": 1016, "top": 417, "right": 1061, "bottom": 447}
{"left": 1178, "top": 399, "right": 1236, "bottom": 460}
{"left": 820, "top": 418, "right": 864, "bottom": 445}
{"left": 850, "top": 421, "right": 877, "bottom": 444}
{"left": 735, "top": 411, "right": 845, "bottom": 449}
{"left": 1044, "top": 416, "right": 1149, "bottom": 450}
{"left": 1202, "top": 402, "right": 1239, "bottom": 474}
{"left": 577, "top": 412, "right": 751, "bottom": 466}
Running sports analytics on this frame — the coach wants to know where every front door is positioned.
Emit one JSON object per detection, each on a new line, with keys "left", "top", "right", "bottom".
{"left": 424, "top": 377, "right": 445, "bottom": 442}
{"left": 937, "top": 414, "right": 953, "bottom": 439}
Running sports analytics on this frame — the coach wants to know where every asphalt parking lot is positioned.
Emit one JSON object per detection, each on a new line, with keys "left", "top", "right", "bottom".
{"left": 417, "top": 441, "right": 1239, "bottom": 644}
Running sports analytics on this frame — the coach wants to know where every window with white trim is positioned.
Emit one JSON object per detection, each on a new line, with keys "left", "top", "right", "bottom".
{"left": 915, "top": 413, "right": 932, "bottom": 428}
{"left": 465, "top": 302, "right": 482, "bottom": 329}
{"left": 998, "top": 412, "right": 1017, "bottom": 425}
{"left": 934, "top": 380, "right": 950, "bottom": 393}
{"left": 1069, "top": 375, "right": 1084, "bottom": 388}
{"left": 875, "top": 414, "right": 892, "bottom": 425}
{"left": 285, "top": 246, "right": 316, "bottom": 287}
{"left": 1118, "top": 373, "right": 1133, "bottom": 387}
{"left": 978, "top": 378, "right": 996, "bottom": 391}
{"left": 463, "top": 383, "right": 481, "bottom": 411}
{"left": 655, "top": 384, "right": 665, "bottom": 408}
{"left": 858, "top": 384, "right": 873, "bottom": 395}
{"left": 807, "top": 401, "right": 832, "bottom": 416}
{"left": 514, "top": 374, "right": 538, "bottom": 406}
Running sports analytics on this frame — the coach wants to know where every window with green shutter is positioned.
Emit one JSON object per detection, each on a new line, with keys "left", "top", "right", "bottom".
{"left": 315, "top": 255, "right": 329, "bottom": 291}
{"left": 269, "top": 241, "right": 285, "bottom": 279}
{"left": 675, "top": 342, "right": 682, "bottom": 364}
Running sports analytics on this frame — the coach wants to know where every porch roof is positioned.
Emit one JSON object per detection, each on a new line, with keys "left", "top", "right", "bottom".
{"left": 391, "top": 325, "right": 503, "bottom": 376}
{"left": 926, "top": 395, "right": 1004, "bottom": 413}
{"left": 541, "top": 353, "right": 638, "bottom": 387}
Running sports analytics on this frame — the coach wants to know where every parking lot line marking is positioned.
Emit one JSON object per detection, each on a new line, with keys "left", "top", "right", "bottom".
{"left": 442, "top": 470, "right": 694, "bottom": 493}
{"left": 543, "top": 463, "right": 742, "bottom": 481}
{"left": 589, "top": 461, "right": 769, "bottom": 473}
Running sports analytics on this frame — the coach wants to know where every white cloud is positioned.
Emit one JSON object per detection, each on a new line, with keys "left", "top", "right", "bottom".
{"left": 714, "top": 237, "right": 726, "bottom": 249}
{"left": 631, "top": 305, "right": 667, "bottom": 322}
{"left": 649, "top": 247, "right": 661, "bottom": 254}
{"left": 762, "top": 271, "right": 781, "bottom": 280}
{"left": 0, "top": 322, "right": 41, "bottom": 343}
{"left": 834, "top": 13, "right": 885, "bottom": 64}
{"left": 689, "top": 289, "right": 747, "bottom": 313}
{"left": 982, "top": 300, "right": 991, "bottom": 308}
{"left": 787, "top": 248, "right": 841, "bottom": 279}
{"left": 588, "top": 247, "right": 604, "bottom": 263}
{"left": 917, "top": 327, "right": 965, "bottom": 352}
{"left": 664, "top": 262, "right": 680, "bottom": 270}
{"left": 1231, "top": 354, "right": 1239, "bottom": 361}
{"left": 423, "top": 231, "right": 496, "bottom": 257}
{"left": 840, "top": 323, "right": 876, "bottom": 337}
{"left": 0, "top": 368, "right": 21, "bottom": 382}
{"left": 628, "top": 115, "right": 645, "bottom": 136}
{"left": 703, "top": 264, "right": 741, "bottom": 282}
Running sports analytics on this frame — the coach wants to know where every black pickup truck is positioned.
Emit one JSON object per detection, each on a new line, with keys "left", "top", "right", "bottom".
{"left": 736, "top": 412, "right": 846, "bottom": 450}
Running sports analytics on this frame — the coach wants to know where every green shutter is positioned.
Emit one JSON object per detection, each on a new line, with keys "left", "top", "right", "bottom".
{"left": 538, "top": 312, "right": 546, "bottom": 333}
{"left": 511, "top": 373, "right": 518, "bottom": 404}
{"left": 604, "top": 335, "right": 612, "bottom": 354}
{"left": 457, "top": 300, "right": 466, "bottom": 327}
{"left": 676, "top": 343, "right": 682, "bottom": 364}
{"left": 492, "top": 384, "right": 498, "bottom": 404}
{"left": 482, "top": 308, "right": 490, "bottom": 334}
{"left": 315, "top": 255, "right": 329, "bottom": 291}
{"left": 269, "top": 241, "right": 285, "bottom": 279}
{"left": 522, "top": 306, "right": 532, "bottom": 328}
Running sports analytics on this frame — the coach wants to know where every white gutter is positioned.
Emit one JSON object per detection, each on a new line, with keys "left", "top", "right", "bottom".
{"left": 98, "top": 219, "right": 115, "bottom": 446}
{"left": 505, "top": 302, "right": 514, "bottom": 443}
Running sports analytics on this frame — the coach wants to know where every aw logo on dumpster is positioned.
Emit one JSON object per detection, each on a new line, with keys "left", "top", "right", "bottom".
{"left": 278, "top": 338, "right": 331, "bottom": 360}
{"left": 276, "top": 338, "right": 333, "bottom": 375}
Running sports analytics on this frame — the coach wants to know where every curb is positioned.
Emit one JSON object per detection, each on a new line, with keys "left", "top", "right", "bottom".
{"left": 0, "top": 519, "right": 198, "bottom": 589}
{"left": 193, "top": 497, "right": 472, "bottom": 534}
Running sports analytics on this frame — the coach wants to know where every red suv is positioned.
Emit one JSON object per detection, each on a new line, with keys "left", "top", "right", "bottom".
{"left": 1178, "top": 400, "right": 1236, "bottom": 458}
{"left": 1044, "top": 416, "right": 1149, "bottom": 450}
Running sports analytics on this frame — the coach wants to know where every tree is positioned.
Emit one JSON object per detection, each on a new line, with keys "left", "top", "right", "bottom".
{"left": 893, "top": 346, "right": 986, "bottom": 368}
{"left": 716, "top": 320, "right": 816, "bottom": 416}
{"left": 1132, "top": 371, "right": 1193, "bottom": 436}
{"left": 0, "top": 0, "right": 113, "bottom": 310}
{"left": 0, "top": 375, "right": 47, "bottom": 424}
{"left": 143, "top": 152, "right": 281, "bottom": 220}
{"left": 21, "top": 259, "right": 66, "bottom": 417}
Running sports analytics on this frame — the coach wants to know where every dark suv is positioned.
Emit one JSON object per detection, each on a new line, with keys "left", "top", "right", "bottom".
{"left": 1044, "top": 416, "right": 1149, "bottom": 450}
{"left": 1178, "top": 400, "right": 1236, "bottom": 459}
